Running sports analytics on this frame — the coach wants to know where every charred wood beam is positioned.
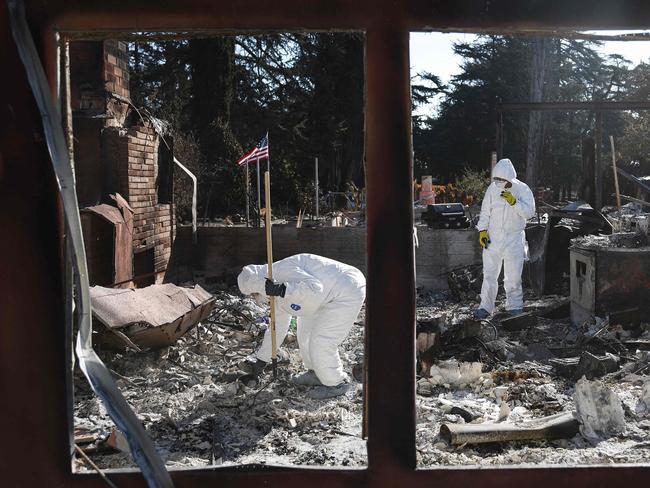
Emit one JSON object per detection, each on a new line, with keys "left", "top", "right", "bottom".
{"left": 499, "top": 101, "right": 650, "bottom": 112}
{"left": 616, "top": 167, "right": 650, "bottom": 196}
{"left": 366, "top": 25, "right": 416, "bottom": 470}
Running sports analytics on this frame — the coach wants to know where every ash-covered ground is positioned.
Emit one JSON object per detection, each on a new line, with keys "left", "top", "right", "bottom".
{"left": 74, "top": 288, "right": 367, "bottom": 470}
{"left": 75, "top": 285, "right": 650, "bottom": 472}
{"left": 415, "top": 289, "right": 650, "bottom": 467}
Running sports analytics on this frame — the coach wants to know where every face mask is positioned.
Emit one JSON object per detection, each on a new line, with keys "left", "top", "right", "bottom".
{"left": 494, "top": 180, "right": 507, "bottom": 189}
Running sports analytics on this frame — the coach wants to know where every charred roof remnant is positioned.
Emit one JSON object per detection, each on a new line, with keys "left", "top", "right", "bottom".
{"left": 91, "top": 284, "right": 215, "bottom": 349}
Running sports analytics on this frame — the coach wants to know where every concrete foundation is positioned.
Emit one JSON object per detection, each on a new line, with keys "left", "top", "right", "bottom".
{"left": 169, "top": 225, "right": 481, "bottom": 290}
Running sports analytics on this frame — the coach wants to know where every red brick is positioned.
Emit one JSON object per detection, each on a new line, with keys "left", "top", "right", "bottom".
{"left": 128, "top": 142, "right": 144, "bottom": 151}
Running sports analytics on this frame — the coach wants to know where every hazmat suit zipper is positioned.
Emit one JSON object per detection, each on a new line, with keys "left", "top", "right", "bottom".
{"left": 501, "top": 191, "right": 506, "bottom": 233}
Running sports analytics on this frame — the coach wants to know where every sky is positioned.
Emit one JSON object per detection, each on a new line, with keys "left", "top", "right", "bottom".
{"left": 410, "top": 31, "right": 650, "bottom": 116}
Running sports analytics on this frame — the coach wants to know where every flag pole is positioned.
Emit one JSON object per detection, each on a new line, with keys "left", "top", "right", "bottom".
{"left": 315, "top": 156, "right": 319, "bottom": 219}
{"left": 256, "top": 158, "right": 261, "bottom": 227}
{"left": 266, "top": 131, "right": 270, "bottom": 174}
{"left": 245, "top": 162, "right": 250, "bottom": 227}
{"left": 264, "top": 170, "right": 278, "bottom": 379}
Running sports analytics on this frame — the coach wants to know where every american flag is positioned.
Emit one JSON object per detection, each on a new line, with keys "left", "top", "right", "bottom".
{"left": 236, "top": 133, "right": 269, "bottom": 166}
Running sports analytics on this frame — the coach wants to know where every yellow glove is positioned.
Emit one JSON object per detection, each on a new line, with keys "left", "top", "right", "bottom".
{"left": 500, "top": 190, "right": 516, "bottom": 206}
{"left": 479, "top": 230, "right": 490, "bottom": 249}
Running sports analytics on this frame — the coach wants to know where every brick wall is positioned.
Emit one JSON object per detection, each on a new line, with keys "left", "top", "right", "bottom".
{"left": 125, "top": 124, "right": 175, "bottom": 278}
{"left": 103, "top": 40, "right": 130, "bottom": 100}
{"left": 155, "top": 205, "right": 174, "bottom": 275}
{"left": 128, "top": 124, "right": 157, "bottom": 248}
{"left": 72, "top": 39, "right": 176, "bottom": 285}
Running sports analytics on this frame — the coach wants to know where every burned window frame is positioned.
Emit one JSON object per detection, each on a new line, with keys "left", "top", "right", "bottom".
{"left": 8, "top": 1, "right": 650, "bottom": 487}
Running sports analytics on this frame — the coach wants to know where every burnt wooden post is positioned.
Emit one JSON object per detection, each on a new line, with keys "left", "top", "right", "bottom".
{"left": 595, "top": 111, "right": 604, "bottom": 210}
{"left": 366, "top": 25, "right": 416, "bottom": 471}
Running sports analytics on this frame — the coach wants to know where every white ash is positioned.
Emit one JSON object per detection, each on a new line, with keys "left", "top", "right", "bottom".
{"left": 74, "top": 288, "right": 367, "bottom": 470}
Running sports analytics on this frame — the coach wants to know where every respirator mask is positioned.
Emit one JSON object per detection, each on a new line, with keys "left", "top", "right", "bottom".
{"left": 494, "top": 179, "right": 508, "bottom": 190}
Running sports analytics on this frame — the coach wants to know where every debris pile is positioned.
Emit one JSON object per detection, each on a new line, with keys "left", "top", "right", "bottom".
{"left": 571, "top": 231, "right": 650, "bottom": 250}
{"left": 75, "top": 272, "right": 650, "bottom": 470}
{"left": 415, "top": 287, "right": 650, "bottom": 466}
{"left": 447, "top": 264, "right": 483, "bottom": 301}
{"left": 74, "top": 288, "right": 366, "bottom": 470}
{"left": 604, "top": 202, "right": 650, "bottom": 235}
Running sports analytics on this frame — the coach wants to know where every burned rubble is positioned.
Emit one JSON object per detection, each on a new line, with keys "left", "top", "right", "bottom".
{"left": 74, "top": 287, "right": 367, "bottom": 470}
{"left": 75, "top": 254, "right": 650, "bottom": 470}
{"left": 415, "top": 272, "right": 650, "bottom": 466}
{"left": 73, "top": 227, "right": 650, "bottom": 472}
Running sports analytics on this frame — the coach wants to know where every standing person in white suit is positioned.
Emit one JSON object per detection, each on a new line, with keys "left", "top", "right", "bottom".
{"left": 474, "top": 158, "right": 535, "bottom": 319}
{"left": 237, "top": 253, "right": 366, "bottom": 399}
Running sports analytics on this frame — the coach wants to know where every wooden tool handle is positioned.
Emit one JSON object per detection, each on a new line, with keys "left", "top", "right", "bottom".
{"left": 264, "top": 171, "right": 277, "bottom": 367}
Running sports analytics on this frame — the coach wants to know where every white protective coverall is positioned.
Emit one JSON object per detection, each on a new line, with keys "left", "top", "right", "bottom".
{"left": 237, "top": 253, "right": 366, "bottom": 386}
{"left": 477, "top": 159, "right": 535, "bottom": 314}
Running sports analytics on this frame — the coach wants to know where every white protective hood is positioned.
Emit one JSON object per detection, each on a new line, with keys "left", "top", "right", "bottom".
{"left": 492, "top": 158, "right": 517, "bottom": 182}
{"left": 477, "top": 158, "right": 536, "bottom": 236}
{"left": 237, "top": 264, "right": 268, "bottom": 296}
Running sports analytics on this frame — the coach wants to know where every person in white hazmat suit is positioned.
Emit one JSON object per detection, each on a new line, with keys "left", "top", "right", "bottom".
{"left": 474, "top": 158, "right": 535, "bottom": 319}
{"left": 237, "top": 253, "right": 366, "bottom": 399}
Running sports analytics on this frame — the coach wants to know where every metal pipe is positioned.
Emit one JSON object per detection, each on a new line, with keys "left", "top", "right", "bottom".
{"left": 440, "top": 412, "right": 579, "bottom": 446}
{"left": 172, "top": 156, "right": 197, "bottom": 243}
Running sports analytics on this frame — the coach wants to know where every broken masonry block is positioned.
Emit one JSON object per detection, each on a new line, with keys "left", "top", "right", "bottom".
{"left": 550, "top": 352, "right": 619, "bottom": 380}
{"left": 573, "top": 351, "right": 620, "bottom": 380}
{"left": 574, "top": 378, "right": 626, "bottom": 441}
